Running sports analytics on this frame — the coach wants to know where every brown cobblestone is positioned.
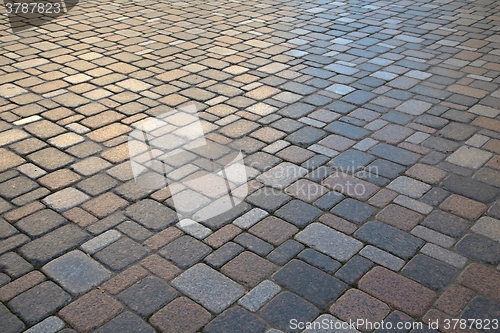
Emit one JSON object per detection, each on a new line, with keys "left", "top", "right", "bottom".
{"left": 435, "top": 284, "right": 475, "bottom": 316}
{"left": 143, "top": 227, "right": 183, "bottom": 251}
{"left": 59, "top": 290, "right": 123, "bottom": 333}
{"left": 0, "top": 271, "right": 46, "bottom": 302}
{"left": 101, "top": 265, "right": 149, "bottom": 295}
{"left": 459, "top": 263, "right": 500, "bottom": 303}
{"left": 204, "top": 225, "right": 242, "bottom": 248}
{"left": 359, "top": 267, "right": 436, "bottom": 316}
{"left": 140, "top": 254, "right": 182, "bottom": 280}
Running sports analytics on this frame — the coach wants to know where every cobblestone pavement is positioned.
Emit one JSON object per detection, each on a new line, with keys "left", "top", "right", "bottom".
{"left": 1, "top": 0, "right": 500, "bottom": 332}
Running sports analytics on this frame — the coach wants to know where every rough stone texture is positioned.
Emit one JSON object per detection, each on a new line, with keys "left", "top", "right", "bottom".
{"left": 172, "top": 264, "right": 245, "bottom": 313}
{"left": 42, "top": 250, "right": 111, "bottom": 295}
{"left": 402, "top": 254, "right": 457, "bottom": 291}
{"left": 118, "top": 276, "right": 177, "bottom": 316}
{"left": 221, "top": 251, "right": 276, "bottom": 288}
{"left": 8, "top": 281, "right": 71, "bottom": 324}
{"left": 238, "top": 280, "right": 281, "bottom": 312}
{"left": 273, "top": 259, "right": 347, "bottom": 308}
{"left": 259, "top": 292, "right": 319, "bottom": 333}
{"left": 359, "top": 267, "right": 436, "bottom": 317}
{"left": 59, "top": 290, "right": 123, "bottom": 333}
{"left": 159, "top": 235, "right": 211, "bottom": 269}
{"left": 355, "top": 221, "right": 424, "bottom": 259}
{"left": 204, "top": 306, "right": 267, "bottom": 333}
{"left": 296, "top": 223, "right": 363, "bottom": 261}
{"left": 150, "top": 297, "right": 211, "bottom": 333}
{"left": 19, "top": 224, "right": 89, "bottom": 265}
{"left": 125, "top": 199, "right": 178, "bottom": 231}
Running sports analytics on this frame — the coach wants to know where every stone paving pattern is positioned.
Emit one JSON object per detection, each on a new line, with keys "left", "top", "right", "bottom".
{"left": 0, "top": 0, "right": 500, "bottom": 332}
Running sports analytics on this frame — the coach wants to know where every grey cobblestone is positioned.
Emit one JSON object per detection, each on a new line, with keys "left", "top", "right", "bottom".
{"left": 238, "top": 280, "right": 281, "bottom": 312}
{"left": 360, "top": 245, "right": 405, "bottom": 271}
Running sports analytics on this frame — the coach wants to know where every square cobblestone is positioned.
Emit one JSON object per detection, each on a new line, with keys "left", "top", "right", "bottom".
{"left": 222, "top": 251, "right": 277, "bottom": 288}
{"left": 9, "top": 281, "right": 70, "bottom": 324}
{"left": 59, "top": 290, "right": 123, "bottom": 333}
{"left": 150, "top": 297, "right": 211, "bottom": 333}
{"left": 118, "top": 276, "right": 177, "bottom": 316}
{"left": 296, "top": 222, "right": 363, "bottom": 262}
{"left": 172, "top": 263, "right": 245, "bottom": 313}
{"left": 42, "top": 250, "right": 110, "bottom": 296}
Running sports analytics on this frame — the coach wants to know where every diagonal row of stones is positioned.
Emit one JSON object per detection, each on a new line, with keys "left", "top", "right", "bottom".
{"left": 0, "top": 0, "right": 500, "bottom": 332}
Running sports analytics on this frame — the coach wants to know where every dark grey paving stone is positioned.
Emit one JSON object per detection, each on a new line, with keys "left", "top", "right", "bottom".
{"left": 0, "top": 273, "right": 10, "bottom": 287}
{"left": 116, "top": 221, "right": 153, "bottom": 242}
{"left": 204, "top": 306, "right": 267, "bottom": 333}
{"left": 0, "top": 217, "right": 17, "bottom": 240}
{"left": 422, "top": 137, "right": 460, "bottom": 153}
{"left": 325, "top": 122, "right": 370, "bottom": 140}
{"left": 455, "top": 234, "right": 500, "bottom": 265}
{"left": 275, "top": 200, "right": 322, "bottom": 227}
{"left": 246, "top": 187, "right": 291, "bottom": 211}
{"left": 370, "top": 144, "right": 420, "bottom": 166}
{"left": 281, "top": 81, "right": 317, "bottom": 94}
{"left": 307, "top": 166, "right": 334, "bottom": 182}
{"left": 94, "top": 237, "right": 150, "bottom": 271}
{"left": 0, "top": 252, "right": 32, "bottom": 278}
{"left": 0, "top": 303, "right": 24, "bottom": 333}
{"left": 245, "top": 152, "right": 282, "bottom": 172}
{"left": 421, "top": 188, "right": 449, "bottom": 207}
{"left": 271, "top": 118, "right": 304, "bottom": 133}
{"left": 374, "top": 311, "right": 414, "bottom": 333}
{"left": 332, "top": 199, "right": 377, "bottom": 224}
{"left": 438, "top": 123, "right": 476, "bottom": 141}
{"left": 326, "top": 101, "right": 357, "bottom": 115}
{"left": 93, "top": 312, "right": 155, "bottom": 333}
{"left": 368, "top": 159, "right": 406, "bottom": 179}
{"left": 278, "top": 103, "right": 316, "bottom": 118}
{"left": 172, "top": 263, "right": 245, "bottom": 313}
{"left": 357, "top": 170, "right": 390, "bottom": 187}
{"left": 334, "top": 255, "right": 374, "bottom": 285}
{"left": 86, "top": 212, "right": 126, "bottom": 236}
{"left": 125, "top": 199, "right": 178, "bottom": 231}
{"left": 203, "top": 202, "right": 251, "bottom": 229}
{"left": 259, "top": 292, "right": 319, "bottom": 333}
{"left": 461, "top": 296, "right": 500, "bottom": 330}
{"left": 42, "top": 250, "right": 111, "bottom": 296}
{"left": 489, "top": 201, "right": 500, "bottom": 219}
{"left": 8, "top": 281, "right": 70, "bottom": 324}
{"left": 118, "top": 276, "right": 177, "bottom": 316}
{"left": 302, "top": 155, "right": 330, "bottom": 170}
{"left": 234, "top": 233, "right": 274, "bottom": 256}
{"left": 15, "top": 209, "right": 66, "bottom": 238}
{"left": 19, "top": 224, "right": 89, "bottom": 265}
{"left": 204, "top": 242, "right": 244, "bottom": 268}
{"left": 286, "top": 127, "right": 327, "bottom": 147}
{"left": 273, "top": 260, "right": 347, "bottom": 308}
{"left": 342, "top": 90, "right": 377, "bottom": 105}
{"left": 422, "top": 210, "right": 470, "bottom": 238}
{"left": 442, "top": 174, "right": 499, "bottom": 203}
{"left": 267, "top": 240, "right": 304, "bottom": 266}
{"left": 354, "top": 221, "right": 424, "bottom": 259}
{"left": 402, "top": 254, "right": 456, "bottom": 291}
{"left": 313, "top": 191, "right": 344, "bottom": 210}
{"left": 298, "top": 248, "right": 341, "bottom": 274}
{"left": 228, "top": 137, "right": 265, "bottom": 155}
{"left": 329, "top": 150, "right": 375, "bottom": 172}
{"left": 159, "top": 235, "right": 212, "bottom": 269}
